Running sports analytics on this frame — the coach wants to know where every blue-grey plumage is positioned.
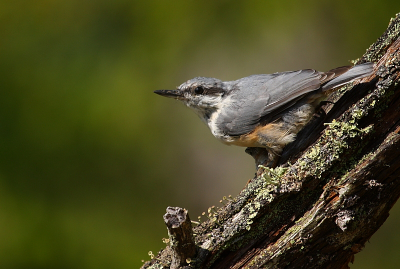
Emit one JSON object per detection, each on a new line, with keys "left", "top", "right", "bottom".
{"left": 154, "top": 62, "right": 374, "bottom": 166}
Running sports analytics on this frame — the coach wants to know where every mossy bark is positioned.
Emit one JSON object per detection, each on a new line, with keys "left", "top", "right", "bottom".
{"left": 142, "top": 13, "right": 400, "bottom": 269}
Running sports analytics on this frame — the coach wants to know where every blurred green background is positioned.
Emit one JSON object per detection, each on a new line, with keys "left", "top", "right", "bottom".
{"left": 1, "top": 1, "right": 399, "bottom": 268}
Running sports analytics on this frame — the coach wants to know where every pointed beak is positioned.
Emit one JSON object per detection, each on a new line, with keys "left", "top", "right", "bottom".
{"left": 154, "top": 89, "right": 184, "bottom": 100}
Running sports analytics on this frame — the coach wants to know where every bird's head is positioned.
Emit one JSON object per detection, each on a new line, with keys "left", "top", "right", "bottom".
{"left": 154, "top": 77, "right": 229, "bottom": 122}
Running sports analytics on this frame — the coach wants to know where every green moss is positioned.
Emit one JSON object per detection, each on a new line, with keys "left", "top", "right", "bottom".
{"left": 362, "top": 13, "right": 400, "bottom": 62}
{"left": 146, "top": 263, "right": 165, "bottom": 269}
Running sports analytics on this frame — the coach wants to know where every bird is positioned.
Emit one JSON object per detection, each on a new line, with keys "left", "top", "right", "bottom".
{"left": 154, "top": 62, "right": 374, "bottom": 167}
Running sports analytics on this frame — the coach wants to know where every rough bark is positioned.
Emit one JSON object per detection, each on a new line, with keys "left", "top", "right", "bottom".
{"left": 163, "top": 207, "right": 197, "bottom": 269}
{"left": 142, "top": 13, "right": 400, "bottom": 269}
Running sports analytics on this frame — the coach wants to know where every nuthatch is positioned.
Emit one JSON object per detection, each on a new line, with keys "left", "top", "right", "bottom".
{"left": 155, "top": 63, "right": 374, "bottom": 167}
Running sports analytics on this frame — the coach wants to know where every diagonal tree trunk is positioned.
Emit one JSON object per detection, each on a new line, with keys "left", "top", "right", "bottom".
{"left": 142, "top": 13, "right": 400, "bottom": 269}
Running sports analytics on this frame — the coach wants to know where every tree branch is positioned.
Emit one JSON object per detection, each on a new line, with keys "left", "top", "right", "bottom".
{"left": 163, "top": 207, "right": 197, "bottom": 269}
{"left": 142, "top": 13, "right": 400, "bottom": 269}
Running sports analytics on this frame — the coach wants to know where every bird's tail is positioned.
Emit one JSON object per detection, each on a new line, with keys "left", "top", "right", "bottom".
{"left": 322, "top": 62, "right": 374, "bottom": 91}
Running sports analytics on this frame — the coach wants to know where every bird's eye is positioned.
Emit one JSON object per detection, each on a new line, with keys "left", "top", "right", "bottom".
{"left": 194, "top": 86, "right": 204, "bottom": 95}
